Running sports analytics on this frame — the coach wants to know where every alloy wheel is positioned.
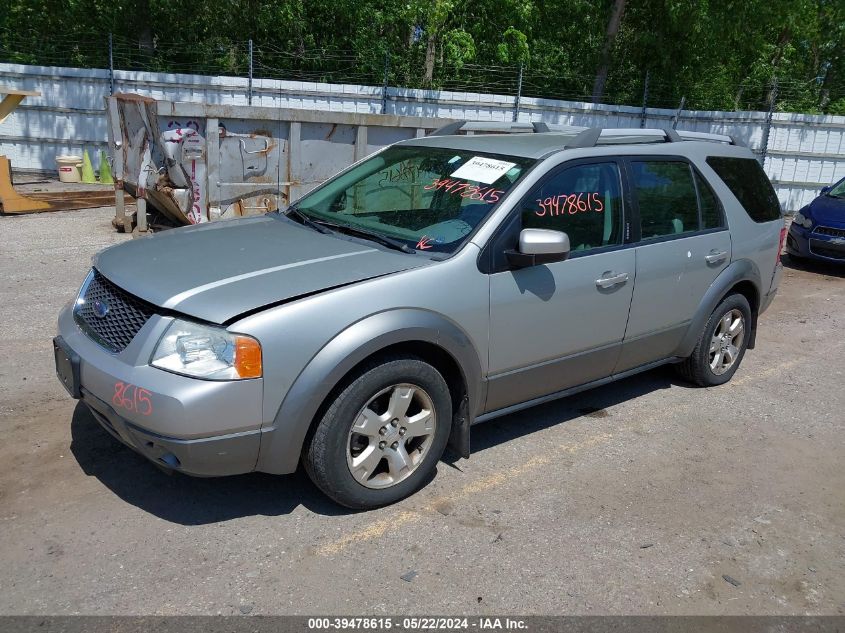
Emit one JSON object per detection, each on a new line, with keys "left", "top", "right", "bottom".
{"left": 346, "top": 383, "right": 437, "bottom": 489}
{"left": 709, "top": 308, "right": 745, "bottom": 375}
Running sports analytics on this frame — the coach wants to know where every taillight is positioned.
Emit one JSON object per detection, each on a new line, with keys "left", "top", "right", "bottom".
{"left": 777, "top": 225, "right": 787, "bottom": 265}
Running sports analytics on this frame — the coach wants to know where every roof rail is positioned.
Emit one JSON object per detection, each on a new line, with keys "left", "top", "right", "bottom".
{"left": 429, "top": 120, "right": 467, "bottom": 136}
{"left": 665, "top": 128, "right": 682, "bottom": 143}
{"left": 675, "top": 130, "right": 743, "bottom": 146}
{"left": 567, "top": 127, "right": 686, "bottom": 148}
{"left": 427, "top": 121, "right": 744, "bottom": 146}
{"left": 564, "top": 128, "right": 602, "bottom": 149}
{"left": 429, "top": 120, "right": 579, "bottom": 136}
{"left": 561, "top": 127, "right": 744, "bottom": 147}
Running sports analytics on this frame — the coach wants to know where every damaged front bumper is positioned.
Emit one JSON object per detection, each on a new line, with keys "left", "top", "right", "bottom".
{"left": 55, "top": 305, "right": 264, "bottom": 477}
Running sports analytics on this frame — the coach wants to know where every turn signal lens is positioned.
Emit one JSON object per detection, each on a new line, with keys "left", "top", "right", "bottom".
{"left": 234, "top": 336, "right": 263, "bottom": 379}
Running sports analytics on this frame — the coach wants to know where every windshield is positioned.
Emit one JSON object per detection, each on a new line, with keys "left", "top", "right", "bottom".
{"left": 827, "top": 178, "right": 845, "bottom": 198}
{"left": 290, "top": 145, "right": 535, "bottom": 255}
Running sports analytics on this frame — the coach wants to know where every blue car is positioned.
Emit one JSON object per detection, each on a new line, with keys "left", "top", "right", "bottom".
{"left": 786, "top": 176, "right": 845, "bottom": 263}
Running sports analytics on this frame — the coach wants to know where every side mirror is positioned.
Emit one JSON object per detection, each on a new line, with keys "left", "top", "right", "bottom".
{"left": 821, "top": 185, "right": 832, "bottom": 195}
{"left": 505, "top": 228, "right": 570, "bottom": 269}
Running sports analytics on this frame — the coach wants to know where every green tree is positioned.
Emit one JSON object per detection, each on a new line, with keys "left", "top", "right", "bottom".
{"left": 1, "top": 0, "right": 842, "bottom": 114}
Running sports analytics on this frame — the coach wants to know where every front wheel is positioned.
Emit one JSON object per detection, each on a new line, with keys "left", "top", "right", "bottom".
{"left": 676, "top": 294, "right": 752, "bottom": 387}
{"left": 303, "top": 356, "right": 452, "bottom": 509}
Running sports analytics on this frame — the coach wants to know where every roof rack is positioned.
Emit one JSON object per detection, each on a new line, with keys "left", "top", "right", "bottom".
{"left": 427, "top": 121, "right": 745, "bottom": 147}
{"left": 428, "top": 120, "right": 570, "bottom": 135}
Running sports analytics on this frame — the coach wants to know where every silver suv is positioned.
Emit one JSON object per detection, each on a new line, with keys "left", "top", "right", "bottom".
{"left": 54, "top": 125, "right": 786, "bottom": 508}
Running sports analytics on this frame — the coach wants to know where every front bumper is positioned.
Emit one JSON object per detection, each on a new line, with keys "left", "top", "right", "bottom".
{"left": 787, "top": 223, "right": 845, "bottom": 263}
{"left": 56, "top": 305, "right": 264, "bottom": 476}
{"left": 80, "top": 387, "right": 260, "bottom": 476}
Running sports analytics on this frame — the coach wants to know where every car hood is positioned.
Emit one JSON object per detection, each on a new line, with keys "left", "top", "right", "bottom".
{"left": 94, "top": 215, "right": 431, "bottom": 324}
{"left": 808, "top": 194, "right": 845, "bottom": 226}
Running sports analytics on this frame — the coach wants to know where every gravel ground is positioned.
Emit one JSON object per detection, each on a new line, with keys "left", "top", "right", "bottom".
{"left": 0, "top": 207, "right": 843, "bottom": 616}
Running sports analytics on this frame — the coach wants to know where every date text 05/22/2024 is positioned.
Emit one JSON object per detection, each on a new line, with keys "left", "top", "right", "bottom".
{"left": 306, "top": 617, "right": 528, "bottom": 630}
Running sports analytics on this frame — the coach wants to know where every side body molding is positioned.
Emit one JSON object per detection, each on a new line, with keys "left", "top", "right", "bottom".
{"left": 675, "top": 259, "right": 761, "bottom": 358}
{"left": 255, "top": 309, "right": 484, "bottom": 474}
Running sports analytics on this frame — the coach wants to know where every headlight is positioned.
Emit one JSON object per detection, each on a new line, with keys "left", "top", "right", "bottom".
{"left": 151, "top": 318, "right": 262, "bottom": 380}
{"left": 793, "top": 212, "right": 813, "bottom": 229}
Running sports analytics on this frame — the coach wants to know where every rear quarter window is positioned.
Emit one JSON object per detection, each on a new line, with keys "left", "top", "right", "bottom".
{"left": 705, "top": 156, "right": 782, "bottom": 222}
{"left": 694, "top": 171, "right": 724, "bottom": 229}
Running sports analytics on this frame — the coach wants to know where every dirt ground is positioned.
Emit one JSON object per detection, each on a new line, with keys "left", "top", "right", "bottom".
{"left": 0, "top": 206, "right": 843, "bottom": 616}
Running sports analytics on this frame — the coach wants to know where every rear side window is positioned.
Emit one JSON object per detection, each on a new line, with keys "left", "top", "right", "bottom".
{"left": 705, "top": 156, "right": 782, "bottom": 222}
{"left": 631, "top": 161, "right": 699, "bottom": 239}
{"left": 695, "top": 172, "right": 723, "bottom": 229}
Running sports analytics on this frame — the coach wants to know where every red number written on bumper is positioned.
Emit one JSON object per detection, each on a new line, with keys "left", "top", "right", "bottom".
{"left": 112, "top": 382, "right": 153, "bottom": 416}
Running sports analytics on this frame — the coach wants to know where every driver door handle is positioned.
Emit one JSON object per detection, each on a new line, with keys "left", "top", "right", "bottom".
{"left": 705, "top": 249, "right": 728, "bottom": 265}
{"left": 596, "top": 271, "right": 629, "bottom": 289}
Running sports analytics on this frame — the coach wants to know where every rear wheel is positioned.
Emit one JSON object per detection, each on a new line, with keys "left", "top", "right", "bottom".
{"left": 303, "top": 356, "right": 452, "bottom": 509}
{"left": 676, "top": 294, "right": 751, "bottom": 387}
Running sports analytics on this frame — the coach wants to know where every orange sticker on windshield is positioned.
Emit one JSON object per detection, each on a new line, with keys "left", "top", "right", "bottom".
{"left": 416, "top": 235, "right": 433, "bottom": 250}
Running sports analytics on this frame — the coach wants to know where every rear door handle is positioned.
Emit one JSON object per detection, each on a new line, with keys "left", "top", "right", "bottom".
{"left": 596, "top": 271, "right": 629, "bottom": 289}
{"left": 705, "top": 250, "right": 728, "bottom": 265}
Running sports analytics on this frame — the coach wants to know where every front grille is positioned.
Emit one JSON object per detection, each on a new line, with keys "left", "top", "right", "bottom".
{"left": 809, "top": 239, "right": 845, "bottom": 261}
{"left": 74, "top": 269, "right": 156, "bottom": 352}
{"left": 814, "top": 225, "right": 845, "bottom": 238}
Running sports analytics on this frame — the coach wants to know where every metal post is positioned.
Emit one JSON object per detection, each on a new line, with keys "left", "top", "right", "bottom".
{"left": 512, "top": 63, "right": 523, "bottom": 122}
{"left": 136, "top": 198, "right": 148, "bottom": 234}
{"left": 108, "top": 33, "right": 115, "bottom": 96}
{"left": 639, "top": 70, "right": 650, "bottom": 128}
{"left": 381, "top": 52, "right": 390, "bottom": 115}
{"left": 248, "top": 39, "right": 254, "bottom": 105}
{"left": 760, "top": 76, "right": 778, "bottom": 166}
{"left": 671, "top": 95, "right": 686, "bottom": 130}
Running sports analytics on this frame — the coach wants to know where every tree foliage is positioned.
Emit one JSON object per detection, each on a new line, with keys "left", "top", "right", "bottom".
{"left": 0, "top": 0, "right": 842, "bottom": 114}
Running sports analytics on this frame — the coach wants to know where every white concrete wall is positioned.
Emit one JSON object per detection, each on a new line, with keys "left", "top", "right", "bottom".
{"left": 2, "top": 62, "right": 844, "bottom": 211}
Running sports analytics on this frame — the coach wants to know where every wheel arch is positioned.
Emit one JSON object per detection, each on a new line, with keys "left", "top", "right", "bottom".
{"left": 676, "top": 259, "right": 762, "bottom": 358}
{"left": 255, "top": 309, "right": 483, "bottom": 474}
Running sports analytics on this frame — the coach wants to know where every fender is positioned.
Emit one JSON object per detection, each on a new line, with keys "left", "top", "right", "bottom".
{"left": 255, "top": 308, "right": 484, "bottom": 474}
{"left": 675, "top": 259, "right": 761, "bottom": 358}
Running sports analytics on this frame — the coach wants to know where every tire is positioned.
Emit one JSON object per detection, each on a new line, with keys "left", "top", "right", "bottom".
{"left": 675, "top": 293, "right": 752, "bottom": 387}
{"left": 303, "top": 355, "right": 452, "bottom": 509}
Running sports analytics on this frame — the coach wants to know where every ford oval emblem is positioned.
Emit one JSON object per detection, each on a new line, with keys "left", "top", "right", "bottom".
{"left": 92, "top": 299, "right": 110, "bottom": 318}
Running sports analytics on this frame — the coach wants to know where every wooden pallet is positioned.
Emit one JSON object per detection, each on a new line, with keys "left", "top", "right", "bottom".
{"left": 0, "top": 156, "right": 122, "bottom": 214}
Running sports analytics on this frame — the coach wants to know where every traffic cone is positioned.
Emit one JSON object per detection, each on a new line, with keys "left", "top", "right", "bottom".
{"left": 98, "top": 150, "right": 114, "bottom": 185}
{"left": 80, "top": 150, "right": 97, "bottom": 183}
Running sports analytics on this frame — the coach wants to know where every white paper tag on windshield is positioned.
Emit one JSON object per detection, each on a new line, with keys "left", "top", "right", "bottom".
{"left": 451, "top": 156, "right": 517, "bottom": 184}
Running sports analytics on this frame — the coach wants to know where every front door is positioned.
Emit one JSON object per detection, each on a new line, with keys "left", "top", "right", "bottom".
{"left": 486, "top": 160, "right": 635, "bottom": 412}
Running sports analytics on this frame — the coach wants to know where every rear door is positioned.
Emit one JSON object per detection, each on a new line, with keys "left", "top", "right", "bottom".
{"left": 615, "top": 157, "right": 731, "bottom": 373}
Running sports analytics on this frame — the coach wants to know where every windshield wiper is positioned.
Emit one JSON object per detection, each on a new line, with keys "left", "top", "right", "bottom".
{"left": 284, "top": 206, "right": 334, "bottom": 235}
{"left": 282, "top": 207, "right": 414, "bottom": 253}
{"left": 319, "top": 222, "right": 415, "bottom": 254}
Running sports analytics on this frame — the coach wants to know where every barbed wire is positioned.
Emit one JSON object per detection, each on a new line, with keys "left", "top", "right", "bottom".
{"left": 0, "top": 29, "right": 841, "bottom": 114}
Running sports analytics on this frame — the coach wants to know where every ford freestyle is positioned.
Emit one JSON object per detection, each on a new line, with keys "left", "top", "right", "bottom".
{"left": 54, "top": 125, "right": 785, "bottom": 508}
